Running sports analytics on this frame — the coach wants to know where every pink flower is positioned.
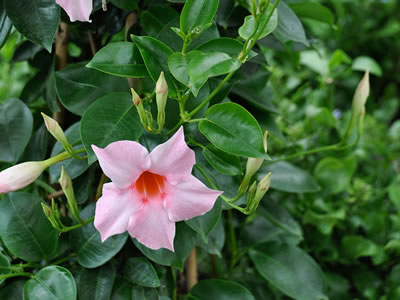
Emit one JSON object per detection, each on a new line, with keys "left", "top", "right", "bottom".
{"left": 56, "top": 0, "right": 92, "bottom": 23}
{"left": 0, "top": 162, "right": 47, "bottom": 194}
{"left": 92, "top": 127, "right": 222, "bottom": 251}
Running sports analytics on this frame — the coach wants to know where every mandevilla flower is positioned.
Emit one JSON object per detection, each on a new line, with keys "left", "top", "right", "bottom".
{"left": 92, "top": 127, "right": 222, "bottom": 251}
{"left": 56, "top": 0, "right": 92, "bottom": 23}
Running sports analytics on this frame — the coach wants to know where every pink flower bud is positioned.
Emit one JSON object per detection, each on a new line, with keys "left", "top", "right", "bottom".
{"left": 0, "top": 162, "right": 47, "bottom": 194}
{"left": 56, "top": 0, "right": 93, "bottom": 23}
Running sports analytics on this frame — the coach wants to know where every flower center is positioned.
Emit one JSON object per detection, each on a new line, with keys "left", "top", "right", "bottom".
{"left": 134, "top": 171, "right": 165, "bottom": 199}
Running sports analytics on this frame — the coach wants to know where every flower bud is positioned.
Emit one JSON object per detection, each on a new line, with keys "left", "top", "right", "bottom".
{"left": 131, "top": 88, "right": 141, "bottom": 106}
{"left": 156, "top": 72, "right": 168, "bottom": 133}
{"left": 59, "top": 166, "right": 83, "bottom": 224}
{"left": 131, "top": 88, "right": 150, "bottom": 131}
{"left": 0, "top": 161, "right": 48, "bottom": 194}
{"left": 254, "top": 172, "right": 271, "bottom": 203}
{"left": 352, "top": 71, "right": 370, "bottom": 117}
{"left": 41, "top": 113, "right": 72, "bottom": 153}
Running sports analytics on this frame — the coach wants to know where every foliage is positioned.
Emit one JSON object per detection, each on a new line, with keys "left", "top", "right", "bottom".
{"left": 0, "top": 0, "right": 399, "bottom": 299}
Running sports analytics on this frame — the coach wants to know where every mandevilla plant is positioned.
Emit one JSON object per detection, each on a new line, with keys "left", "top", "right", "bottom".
{"left": 0, "top": 0, "right": 397, "bottom": 299}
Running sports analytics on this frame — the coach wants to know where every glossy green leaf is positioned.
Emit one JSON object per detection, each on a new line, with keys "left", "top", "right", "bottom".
{"left": 341, "top": 236, "right": 379, "bottom": 260}
{"left": 168, "top": 52, "right": 190, "bottom": 86}
{"left": 78, "top": 263, "right": 116, "bottom": 300}
{"left": 199, "top": 102, "right": 269, "bottom": 159}
{"left": 186, "top": 198, "right": 222, "bottom": 243}
{"left": 122, "top": 257, "right": 160, "bottom": 288}
{"left": 196, "top": 217, "right": 225, "bottom": 256}
{"left": 0, "top": 279, "right": 26, "bottom": 300}
{"left": 110, "top": 0, "right": 138, "bottom": 11}
{"left": 0, "top": 98, "right": 33, "bottom": 163}
{"left": 249, "top": 242, "right": 327, "bottom": 300}
{"left": 194, "top": 37, "right": 255, "bottom": 59}
{"left": 132, "top": 35, "right": 178, "bottom": 97}
{"left": 81, "top": 92, "right": 144, "bottom": 164}
{"left": 190, "top": 279, "right": 255, "bottom": 300}
{"left": 231, "top": 68, "right": 278, "bottom": 113}
{"left": 87, "top": 42, "right": 149, "bottom": 78}
{"left": 24, "top": 266, "right": 76, "bottom": 300}
{"left": 133, "top": 222, "right": 197, "bottom": 270}
{"left": 187, "top": 51, "right": 241, "bottom": 96}
{"left": 239, "top": 6, "right": 278, "bottom": 40}
{"left": 352, "top": 56, "right": 382, "bottom": 77}
{"left": 314, "top": 156, "right": 356, "bottom": 195}
{"left": 259, "top": 162, "right": 320, "bottom": 193}
{"left": 140, "top": 5, "right": 179, "bottom": 37}
{"left": 180, "top": 0, "right": 219, "bottom": 34}
{"left": 111, "top": 277, "right": 159, "bottom": 300}
{"left": 0, "top": 0, "right": 11, "bottom": 49}
{"left": 49, "top": 122, "right": 88, "bottom": 183}
{"left": 289, "top": 2, "right": 334, "bottom": 25}
{"left": 202, "top": 145, "right": 242, "bottom": 175}
{"left": 55, "top": 62, "right": 129, "bottom": 116}
{"left": 274, "top": 1, "right": 309, "bottom": 46}
{"left": 0, "top": 251, "right": 10, "bottom": 284}
{"left": 69, "top": 204, "right": 128, "bottom": 268}
{"left": 4, "top": 0, "right": 59, "bottom": 52}
{"left": 0, "top": 192, "right": 58, "bottom": 262}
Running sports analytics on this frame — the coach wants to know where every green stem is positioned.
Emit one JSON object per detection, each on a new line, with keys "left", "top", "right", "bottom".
{"left": 59, "top": 217, "right": 94, "bottom": 233}
{"left": 171, "top": 267, "right": 178, "bottom": 300}
{"left": 35, "top": 179, "right": 57, "bottom": 194}
{"left": 227, "top": 209, "right": 237, "bottom": 277}
{"left": 0, "top": 272, "right": 32, "bottom": 280}
{"left": 49, "top": 253, "right": 76, "bottom": 266}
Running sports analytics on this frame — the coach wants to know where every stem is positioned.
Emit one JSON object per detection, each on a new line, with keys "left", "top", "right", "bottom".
{"left": 49, "top": 253, "right": 76, "bottom": 266}
{"left": 95, "top": 173, "right": 108, "bottom": 201}
{"left": 59, "top": 217, "right": 94, "bottom": 233}
{"left": 0, "top": 272, "right": 32, "bottom": 280}
{"left": 227, "top": 209, "right": 237, "bottom": 277}
{"left": 35, "top": 179, "right": 57, "bottom": 194}
{"left": 268, "top": 144, "right": 340, "bottom": 164}
{"left": 171, "top": 267, "right": 178, "bottom": 300}
{"left": 186, "top": 248, "right": 198, "bottom": 290}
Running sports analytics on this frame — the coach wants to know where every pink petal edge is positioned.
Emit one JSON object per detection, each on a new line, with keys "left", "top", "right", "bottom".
{"left": 0, "top": 183, "right": 11, "bottom": 194}
{"left": 92, "top": 141, "right": 151, "bottom": 189}
{"left": 128, "top": 201, "right": 175, "bottom": 251}
{"left": 149, "top": 126, "right": 195, "bottom": 182}
{"left": 56, "top": 0, "right": 93, "bottom": 23}
{"left": 94, "top": 183, "right": 143, "bottom": 242}
{"left": 164, "top": 175, "right": 223, "bottom": 222}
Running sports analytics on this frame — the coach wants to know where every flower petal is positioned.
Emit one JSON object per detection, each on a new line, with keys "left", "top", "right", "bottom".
{"left": 56, "top": 0, "right": 93, "bottom": 23}
{"left": 165, "top": 175, "right": 222, "bottom": 222}
{"left": 0, "top": 183, "right": 11, "bottom": 194}
{"left": 0, "top": 162, "right": 46, "bottom": 193}
{"left": 149, "top": 127, "right": 195, "bottom": 182}
{"left": 94, "top": 183, "right": 142, "bottom": 242}
{"left": 92, "top": 141, "right": 151, "bottom": 189}
{"left": 128, "top": 201, "right": 175, "bottom": 251}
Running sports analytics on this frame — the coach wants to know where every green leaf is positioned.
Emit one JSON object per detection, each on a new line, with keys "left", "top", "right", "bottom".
{"left": 0, "top": 279, "right": 26, "bottom": 300}
{"left": 55, "top": 62, "right": 130, "bottom": 116}
{"left": 78, "top": 263, "right": 116, "bottom": 300}
{"left": 168, "top": 52, "right": 190, "bottom": 86}
{"left": 69, "top": 203, "right": 128, "bottom": 268}
{"left": 0, "top": 192, "right": 59, "bottom": 262}
{"left": 132, "top": 35, "right": 178, "bottom": 97}
{"left": 0, "top": 98, "right": 33, "bottom": 163}
{"left": 239, "top": 6, "right": 278, "bottom": 40}
{"left": 274, "top": 2, "right": 309, "bottom": 46}
{"left": 314, "top": 156, "right": 356, "bottom": 195}
{"left": 259, "top": 162, "right": 320, "bottom": 193}
{"left": 289, "top": 2, "right": 334, "bottom": 25}
{"left": 202, "top": 145, "right": 242, "bottom": 176}
{"left": 0, "top": 251, "right": 10, "bottom": 284}
{"left": 49, "top": 122, "right": 88, "bottom": 183}
{"left": 180, "top": 0, "right": 219, "bottom": 34}
{"left": 249, "top": 242, "right": 327, "bottom": 300}
{"left": 186, "top": 198, "right": 222, "bottom": 243}
{"left": 352, "top": 56, "right": 382, "bottom": 77}
{"left": 190, "top": 279, "right": 255, "bottom": 300}
{"left": 195, "top": 37, "right": 256, "bottom": 59}
{"left": 81, "top": 92, "right": 145, "bottom": 165}
{"left": 389, "top": 183, "right": 400, "bottom": 210}
{"left": 0, "top": 0, "right": 12, "bottom": 49}
{"left": 23, "top": 266, "right": 76, "bottom": 300}
{"left": 4, "top": 0, "right": 59, "bottom": 52}
{"left": 196, "top": 217, "right": 225, "bottom": 256}
{"left": 133, "top": 222, "right": 197, "bottom": 270}
{"left": 231, "top": 68, "right": 278, "bottom": 113}
{"left": 199, "top": 102, "right": 269, "bottom": 159}
{"left": 111, "top": 277, "right": 159, "bottom": 300}
{"left": 110, "top": 0, "right": 138, "bottom": 11}
{"left": 122, "top": 257, "right": 160, "bottom": 288}
{"left": 187, "top": 51, "right": 241, "bottom": 96}
{"left": 341, "top": 236, "right": 379, "bottom": 260}
{"left": 87, "top": 42, "right": 149, "bottom": 78}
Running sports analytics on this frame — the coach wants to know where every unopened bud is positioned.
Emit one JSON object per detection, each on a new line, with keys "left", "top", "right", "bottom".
{"left": 41, "top": 113, "right": 73, "bottom": 153}
{"left": 59, "top": 166, "right": 83, "bottom": 224}
{"left": 156, "top": 72, "right": 168, "bottom": 133}
{"left": 131, "top": 88, "right": 141, "bottom": 106}
{"left": 41, "top": 202, "right": 52, "bottom": 217}
{"left": 352, "top": 71, "right": 370, "bottom": 117}
{"left": 254, "top": 172, "right": 271, "bottom": 202}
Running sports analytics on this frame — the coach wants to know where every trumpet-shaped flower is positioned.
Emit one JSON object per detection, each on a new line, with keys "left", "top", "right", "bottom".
{"left": 56, "top": 0, "right": 92, "bottom": 23}
{"left": 92, "top": 127, "right": 222, "bottom": 251}
{"left": 0, "top": 162, "right": 47, "bottom": 194}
